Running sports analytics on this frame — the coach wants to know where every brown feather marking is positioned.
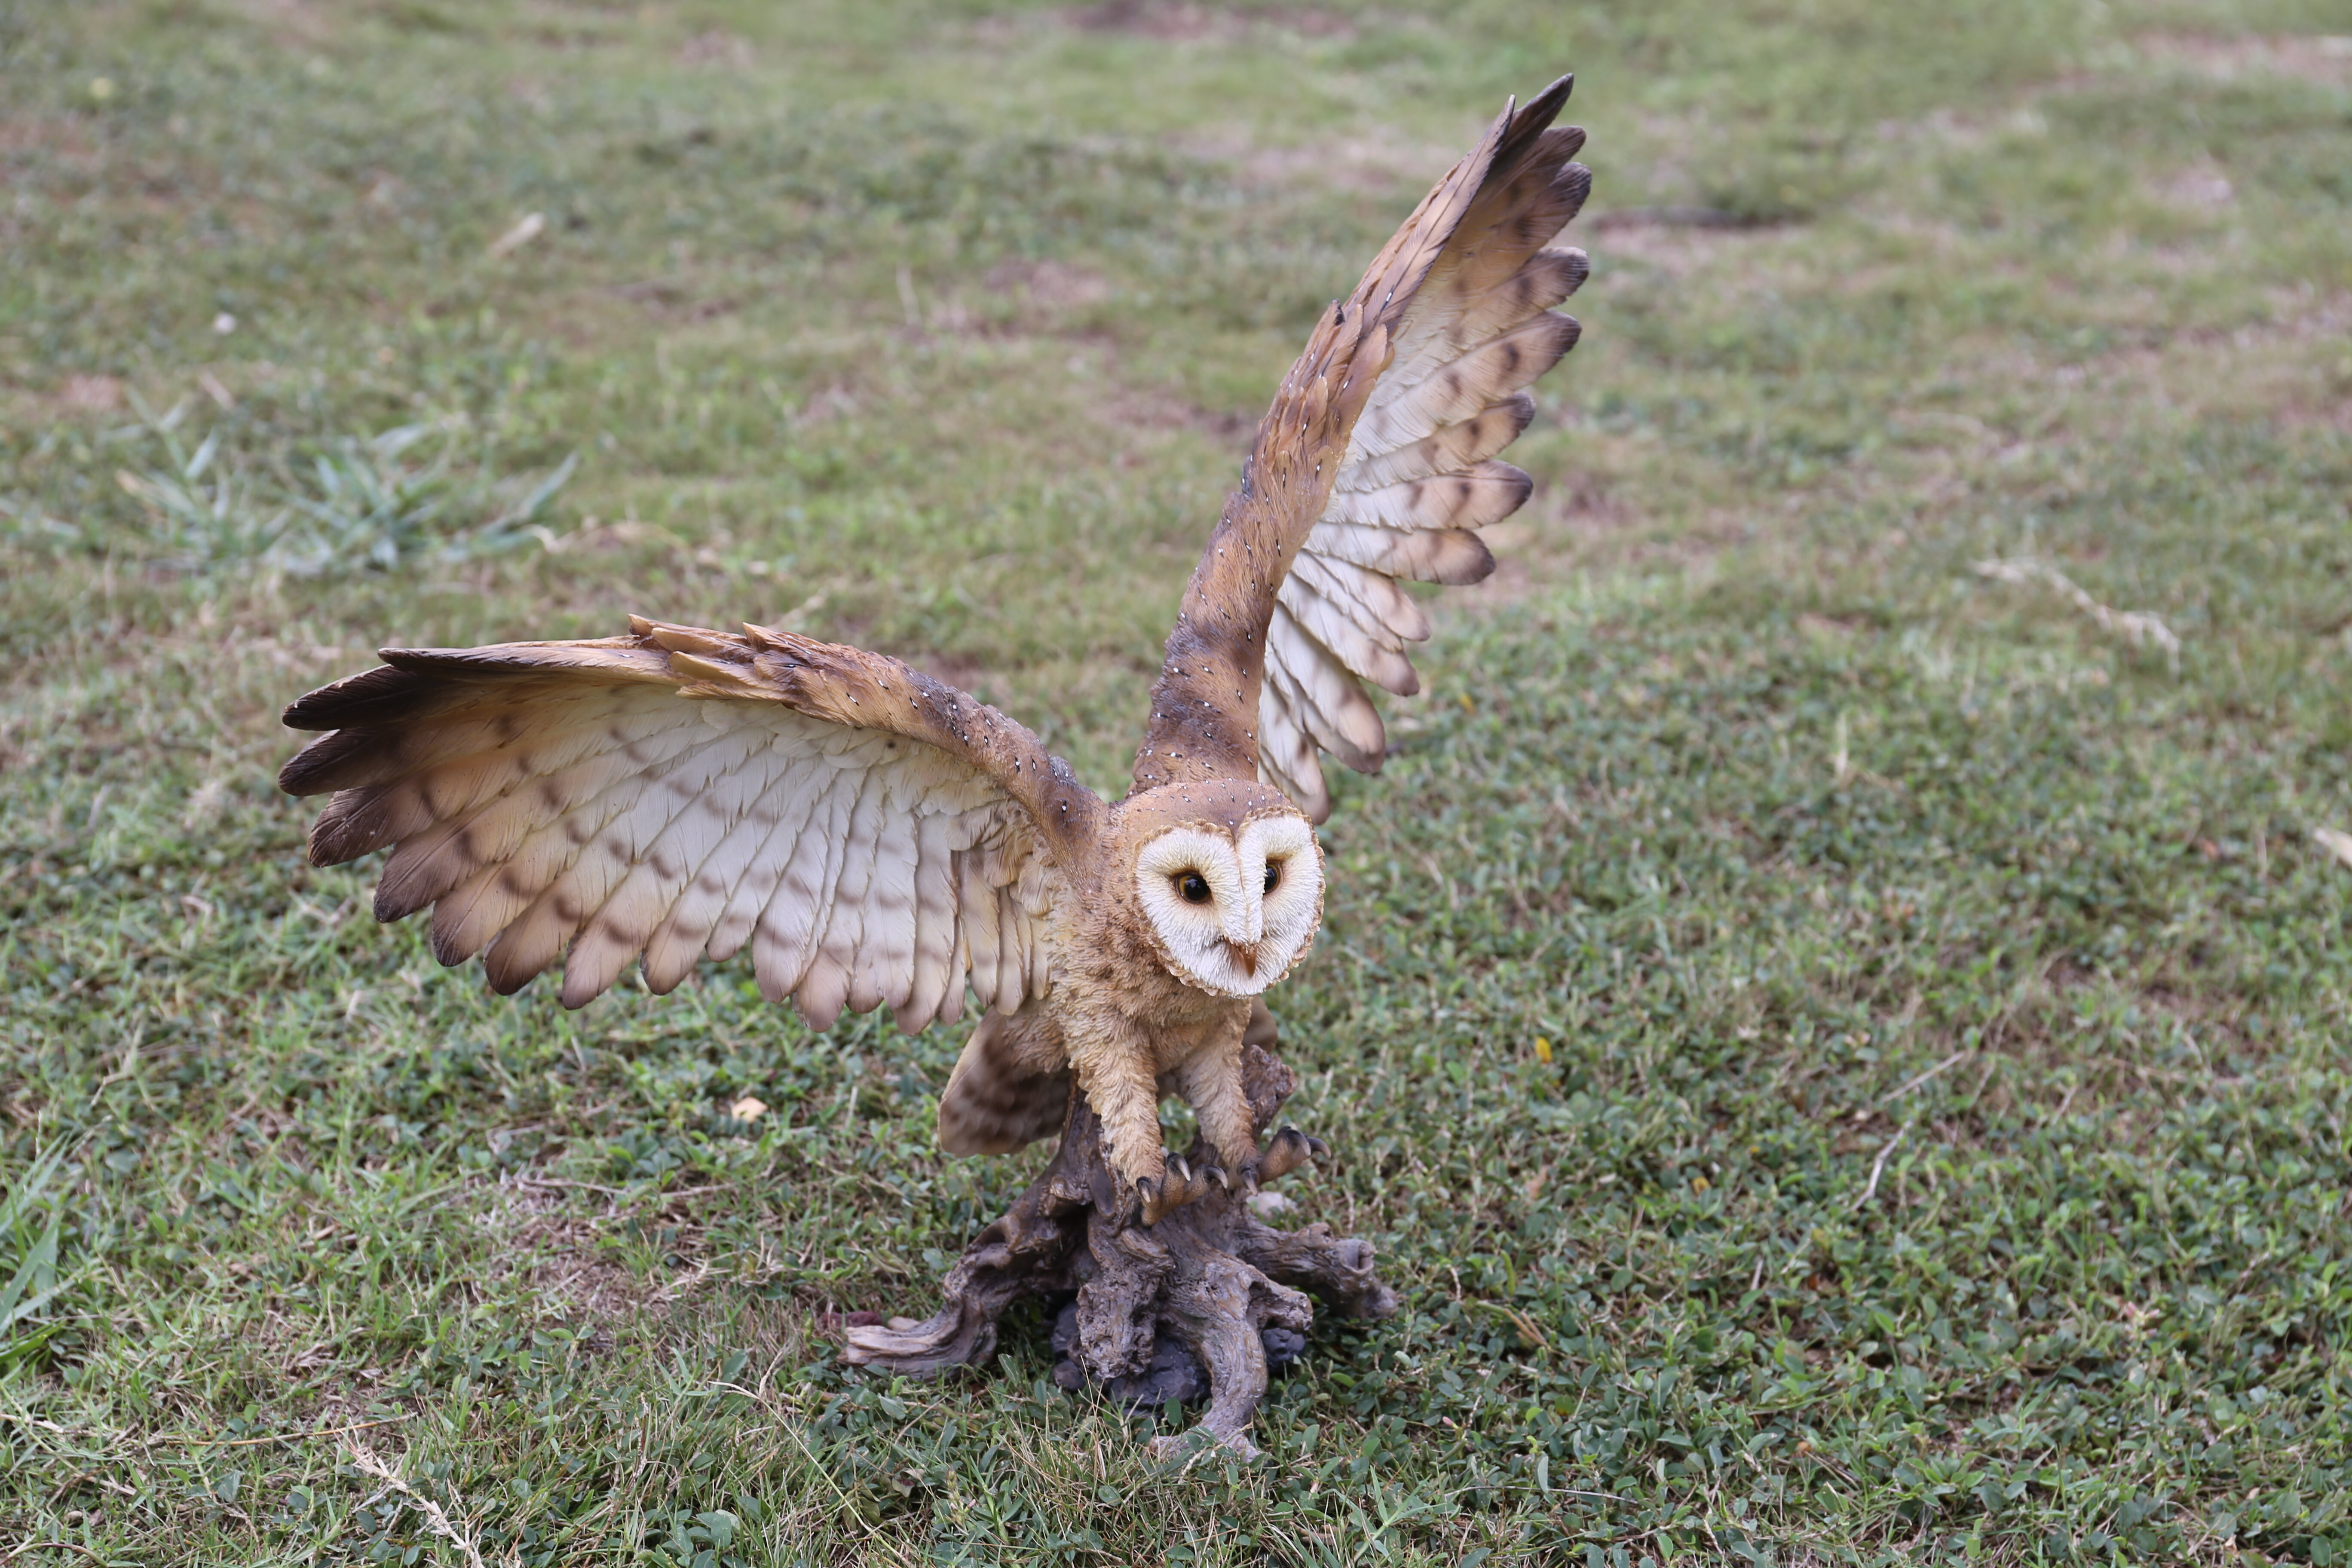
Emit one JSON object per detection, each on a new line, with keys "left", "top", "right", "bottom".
{"left": 375, "top": 738, "right": 665, "bottom": 922}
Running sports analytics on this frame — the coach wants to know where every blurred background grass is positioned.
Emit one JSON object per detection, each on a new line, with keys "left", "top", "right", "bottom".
{"left": 3, "top": 0, "right": 2351, "bottom": 1563}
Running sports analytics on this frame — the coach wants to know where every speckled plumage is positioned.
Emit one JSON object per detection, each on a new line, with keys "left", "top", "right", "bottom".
{"left": 279, "top": 77, "right": 1589, "bottom": 1203}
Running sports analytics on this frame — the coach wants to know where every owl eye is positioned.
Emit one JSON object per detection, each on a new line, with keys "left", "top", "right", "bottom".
{"left": 1262, "top": 859, "right": 1283, "bottom": 894}
{"left": 1175, "top": 870, "right": 1213, "bottom": 905}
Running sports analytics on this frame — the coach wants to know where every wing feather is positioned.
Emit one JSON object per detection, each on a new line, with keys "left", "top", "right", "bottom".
{"left": 760, "top": 774, "right": 852, "bottom": 1014}
{"left": 1304, "top": 519, "right": 1496, "bottom": 586}
{"left": 1320, "top": 460, "right": 1534, "bottom": 535}
{"left": 588, "top": 719, "right": 790, "bottom": 987}
{"left": 377, "top": 715, "right": 698, "bottom": 922}
{"left": 1256, "top": 675, "right": 1327, "bottom": 820}
{"left": 1268, "top": 606, "right": 1385, "bottom": 772}
{"left": 635, "top": 732, "right": 794, "bottom": 991}
{"left": 1340, "top": 393, "right": 1534, "bottom": 489}
{"left": 1292, "top": 550, "right": 1431, "bottom": 649}
{"left": 822, "top": 769, "right": 885, "bottom": 1019}
{"left": 1276, "top": 569, "right": 1420, "bottom": 695}
{"left": 961, "top": 848, "right": 1004, "bottom": 1014}
{"left": 559, "top": 723, "right": 784, "bottom": 1005}
{"left": 996, "top": 884, "right": 1027, "bottom": 1017}
{"left": 1347, "top": 314, "right": 1580, "bottom": 459}
{"left": 1017, "top": 856, "right": 1057, "bottom": 999}
{"left": 707, "top": 758, "right": 828, "bottom": 964}
{"left": 903, "top": 812, "right": 961, "bottom": 1031}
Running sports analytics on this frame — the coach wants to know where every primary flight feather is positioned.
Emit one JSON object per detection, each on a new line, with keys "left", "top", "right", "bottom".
{"left": 280, "top": 76, "right": 1591, "bottom": 1222}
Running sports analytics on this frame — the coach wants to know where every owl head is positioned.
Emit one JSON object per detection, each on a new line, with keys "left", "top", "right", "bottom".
{"left": 1114, "top": 779, "right": 1324, "bottom": 998}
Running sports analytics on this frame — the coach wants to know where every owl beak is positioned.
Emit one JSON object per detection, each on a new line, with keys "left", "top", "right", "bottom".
{"left": 1227, "top": 940, "right": 1261, "bottom": 977}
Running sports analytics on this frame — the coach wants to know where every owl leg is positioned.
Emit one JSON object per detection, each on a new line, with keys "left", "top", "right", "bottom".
{"left": 1071, "top": 1039, "right": 1171, "bottom": 1219}
{"left": 1175, "top": 1035, "right": 1258, "bottom": 1186}
{"left": 1180, "top": 1007, "right": 1323, "bottom": 1191}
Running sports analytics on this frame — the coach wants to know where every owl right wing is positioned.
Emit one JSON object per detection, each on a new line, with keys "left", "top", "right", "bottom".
{"left": 279, "top": 618, "right": 1103, "bottom": 1032}
{"left": 1259, "top": 105, "right": 1588, "bottom": 818}
{"left": 1132, "top": 75, "right": 1588, "bottom": 821}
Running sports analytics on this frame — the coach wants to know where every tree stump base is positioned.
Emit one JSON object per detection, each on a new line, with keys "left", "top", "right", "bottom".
{"left": 842, "top": 1008, "right": 1396, "bottom": 1461}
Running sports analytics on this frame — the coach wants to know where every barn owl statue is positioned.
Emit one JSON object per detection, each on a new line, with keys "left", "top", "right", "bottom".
{"left": 279, "top": 80, "right": 1589, "bottom": 1239}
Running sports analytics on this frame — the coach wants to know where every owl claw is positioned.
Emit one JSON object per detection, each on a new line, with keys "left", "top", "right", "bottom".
{"left": 1252, "top": 1125, "right": 1323, "bottom": 1183}
{"left": 1135, "top": 1158, "right": 1225, "bottom": 1225}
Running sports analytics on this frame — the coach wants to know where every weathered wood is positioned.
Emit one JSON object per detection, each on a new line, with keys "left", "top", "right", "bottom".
{"left": 842, "top": 1005, "right": 1396, "bottom": 1461}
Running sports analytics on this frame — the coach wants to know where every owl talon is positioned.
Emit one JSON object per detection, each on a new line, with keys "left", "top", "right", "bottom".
{"left": 1134, "top": 1157, "right": 1228, "bottom": 1224}
{"left": 1141, "top": 1173, "right": 1208, "bottom": 1226}
{"left": 1253, "top": 1125, "right": 1321, "bottom": 1182}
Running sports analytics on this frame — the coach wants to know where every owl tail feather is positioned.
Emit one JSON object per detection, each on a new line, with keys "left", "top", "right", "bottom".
{"left": 938, "top": 1012, "right": 1073, "bottom": 1156}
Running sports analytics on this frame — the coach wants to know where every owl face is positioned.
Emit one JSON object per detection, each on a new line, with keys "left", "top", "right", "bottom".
{"left": 1132, "top": 808, "right": 1323, "bottom": 997}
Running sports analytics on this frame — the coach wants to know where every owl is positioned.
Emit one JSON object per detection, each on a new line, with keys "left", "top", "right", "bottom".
{"left": 278, "top": 77, "right": 1590, "bottom": 1229}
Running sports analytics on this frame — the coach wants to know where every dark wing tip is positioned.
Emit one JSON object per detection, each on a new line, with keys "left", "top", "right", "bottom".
{"left": 282, "top": 662, "right": 440, "bottom": 732}
{"left": 277, "top": 734, "right": 332, "bottom": 796}
{"left": 1500, "top": 74, "right": 1576, "bottom": 156}
{"left": 301, "top": 784, "right": 390, "bottom": 862}
{"left": 1494, "top": 462, "right": 1536, "bottom": 515}
{"left": 1528, "top": 73, "right": 1575, "bottom": 118}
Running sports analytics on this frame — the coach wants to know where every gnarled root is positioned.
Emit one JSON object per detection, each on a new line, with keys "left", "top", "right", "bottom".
{"left": 842, "top": 1005, "right": 1396, "bottom": 1460}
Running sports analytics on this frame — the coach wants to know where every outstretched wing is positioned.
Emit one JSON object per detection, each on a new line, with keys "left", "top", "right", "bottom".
{"left": 1132, "top": 75, "right": 1589, "bottom": 820}
{"left": 279, "top": 618, "right": 1102, "bottom": 1031}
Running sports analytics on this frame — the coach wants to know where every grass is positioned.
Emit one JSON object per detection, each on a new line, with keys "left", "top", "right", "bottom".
{"left": 3, "top": 0, "right": 2351, "bottom": 1561}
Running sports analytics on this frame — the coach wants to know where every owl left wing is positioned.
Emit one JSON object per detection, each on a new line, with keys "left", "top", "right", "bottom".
{"left": 279, "top": 618, "right": 1100, "bottom": 1031}
{"left": 1132, "top": 74, "right": 1588, "bottom": 820}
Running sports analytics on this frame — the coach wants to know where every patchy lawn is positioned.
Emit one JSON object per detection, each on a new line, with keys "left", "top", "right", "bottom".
{"left": 3, "top": 0, "right": 2349, "bottom": 1562}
